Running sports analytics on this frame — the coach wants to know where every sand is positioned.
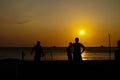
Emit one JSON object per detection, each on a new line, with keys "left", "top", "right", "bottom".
{"left": 0, "top": 58, "right": 118, "bottom": 80}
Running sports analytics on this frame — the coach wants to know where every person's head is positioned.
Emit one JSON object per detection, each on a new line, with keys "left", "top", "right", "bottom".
{"left": 75, "top": 37, "right": 79, "bottom": 43}
{"left": 36, "top": 41, "right": 40, "bottom": 46}
{"left": 117, "top": 40, "right": 120, "bottom": 48}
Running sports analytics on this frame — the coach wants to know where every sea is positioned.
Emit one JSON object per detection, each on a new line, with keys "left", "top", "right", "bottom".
{"left": 0, "top": 47, "right": 117, "bottom": 61}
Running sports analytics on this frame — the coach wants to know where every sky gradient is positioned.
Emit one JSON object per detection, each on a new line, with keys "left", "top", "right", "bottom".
{"left": 0, "top": 0, "right": 120, "bottom": 47}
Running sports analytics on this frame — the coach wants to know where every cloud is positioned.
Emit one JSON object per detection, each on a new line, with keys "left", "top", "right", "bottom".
{"left": 0, "top": 18, "right": 31, "bottom": 24}
{"left": 17, "top": 20, "right": 31, "bottom": 24}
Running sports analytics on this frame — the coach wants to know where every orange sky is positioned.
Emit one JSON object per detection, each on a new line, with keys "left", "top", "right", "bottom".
{"left": 0, "top": 0, "right": 120, "bottom": 47}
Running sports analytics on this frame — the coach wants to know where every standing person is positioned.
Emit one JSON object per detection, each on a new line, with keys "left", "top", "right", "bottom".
{"left": 72, "top": 37, "right": 86, "bottom": 64}
{"left": 67, "top": 42, "right": 73, "bottom": 62}
{"left": 115, "top": 40, "right": 120, "bottom": 62}
{"left": 31, "top": 41, "right": 43, "bottom": 63}
{"left": 22, "top": 51, "right": 25, "bottom": 61}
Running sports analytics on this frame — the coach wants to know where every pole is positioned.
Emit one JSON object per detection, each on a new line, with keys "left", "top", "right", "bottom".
{"left": 109, "top": 34, "right": 111, "bottom": 60}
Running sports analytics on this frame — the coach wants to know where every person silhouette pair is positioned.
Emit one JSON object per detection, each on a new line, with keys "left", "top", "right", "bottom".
{"left": 67, "top": 37, "right": 86, "bottom": 63}
{"left": 31, "top": 38, "right": 85, "bottom": 64}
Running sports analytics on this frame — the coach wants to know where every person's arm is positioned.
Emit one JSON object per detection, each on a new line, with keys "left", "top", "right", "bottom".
{"left": 81, "top": 44, "right": 86, "bottom": 53}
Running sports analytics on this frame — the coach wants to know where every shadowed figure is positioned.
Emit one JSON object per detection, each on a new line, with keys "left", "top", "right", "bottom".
{"left": 115, "top": 40, "right": 120, "bottom": 62}
{"left": 22, "top": 51, "right": 25, "bottom": 61}
{"left": 31, "top": 41, "right": 43, "bottom": 63}
{"left": 67, "top": 42, "right": 73, "bottom": 62}
{"left": 72, "top": 37, "right": 86, "bottom": 64}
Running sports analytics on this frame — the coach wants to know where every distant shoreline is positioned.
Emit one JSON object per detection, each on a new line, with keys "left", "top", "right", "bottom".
{"left": 0, "top": 46, "right": 117, "bottom": 52}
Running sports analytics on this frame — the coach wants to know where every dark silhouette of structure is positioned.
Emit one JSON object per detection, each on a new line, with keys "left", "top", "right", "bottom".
{"left": 72, "top": 37, "right": 86, "bottom": 63}
{"left": 31, "top": 41, "right": 43, "bottom": 63}
{"left": 67, "top": 42, "right": 73, "bottom": 62}
{"left": 115, "top": 40, "right": 120, "bottom": 62}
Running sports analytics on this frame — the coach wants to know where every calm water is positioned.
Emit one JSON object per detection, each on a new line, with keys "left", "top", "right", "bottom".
{"left": 0, "top": 47, "right": 116, "bottom": 61}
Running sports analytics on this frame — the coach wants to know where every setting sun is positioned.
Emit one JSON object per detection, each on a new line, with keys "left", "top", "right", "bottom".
{"left": 79, "top": 30, "right": 85, "bottom": 35}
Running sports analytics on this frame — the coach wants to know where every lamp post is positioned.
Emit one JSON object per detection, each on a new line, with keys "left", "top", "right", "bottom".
{"left": 109, "top": 33, "right": 111, "bottom": 60}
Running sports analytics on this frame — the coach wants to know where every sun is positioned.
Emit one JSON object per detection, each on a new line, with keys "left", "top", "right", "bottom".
{"left": 79, "top": 30, "right": 85, "bottom": 35}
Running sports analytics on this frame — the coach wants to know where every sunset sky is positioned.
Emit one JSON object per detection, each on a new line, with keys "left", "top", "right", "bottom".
{"left": 0, "top": 0, "right": 120, "bottom": 47}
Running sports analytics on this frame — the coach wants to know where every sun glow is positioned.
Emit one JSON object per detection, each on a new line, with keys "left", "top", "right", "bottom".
{"left": 79, "top": 30, "right": 85, "bottom": 35}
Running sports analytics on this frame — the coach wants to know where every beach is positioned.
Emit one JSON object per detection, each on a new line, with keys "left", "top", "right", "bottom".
{"left": 0, "top": 47, "right": 118, "bottom": 79}
{"left": 1, "top": 0, "right": 120, "bottom": 79}
{"left": 0, "top": 58, "right": 118, "bottom": 80}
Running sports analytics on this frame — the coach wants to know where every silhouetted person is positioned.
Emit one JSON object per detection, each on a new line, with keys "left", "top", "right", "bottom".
{"left": 72, "top": 37, "right": 86, "bottom": 64}
{"left": 31, "top": 41, "right": 43, "bottom": 63}
{"left": 115, "top": 40, "right": 120, "bottom": 62}
{"left": 67, "top": 42, "right": 73, "bottom": 62}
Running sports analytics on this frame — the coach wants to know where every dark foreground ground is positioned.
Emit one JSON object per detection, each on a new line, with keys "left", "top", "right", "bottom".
{"left": 0, "top": 59, "right": 120, "bottom": 80}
